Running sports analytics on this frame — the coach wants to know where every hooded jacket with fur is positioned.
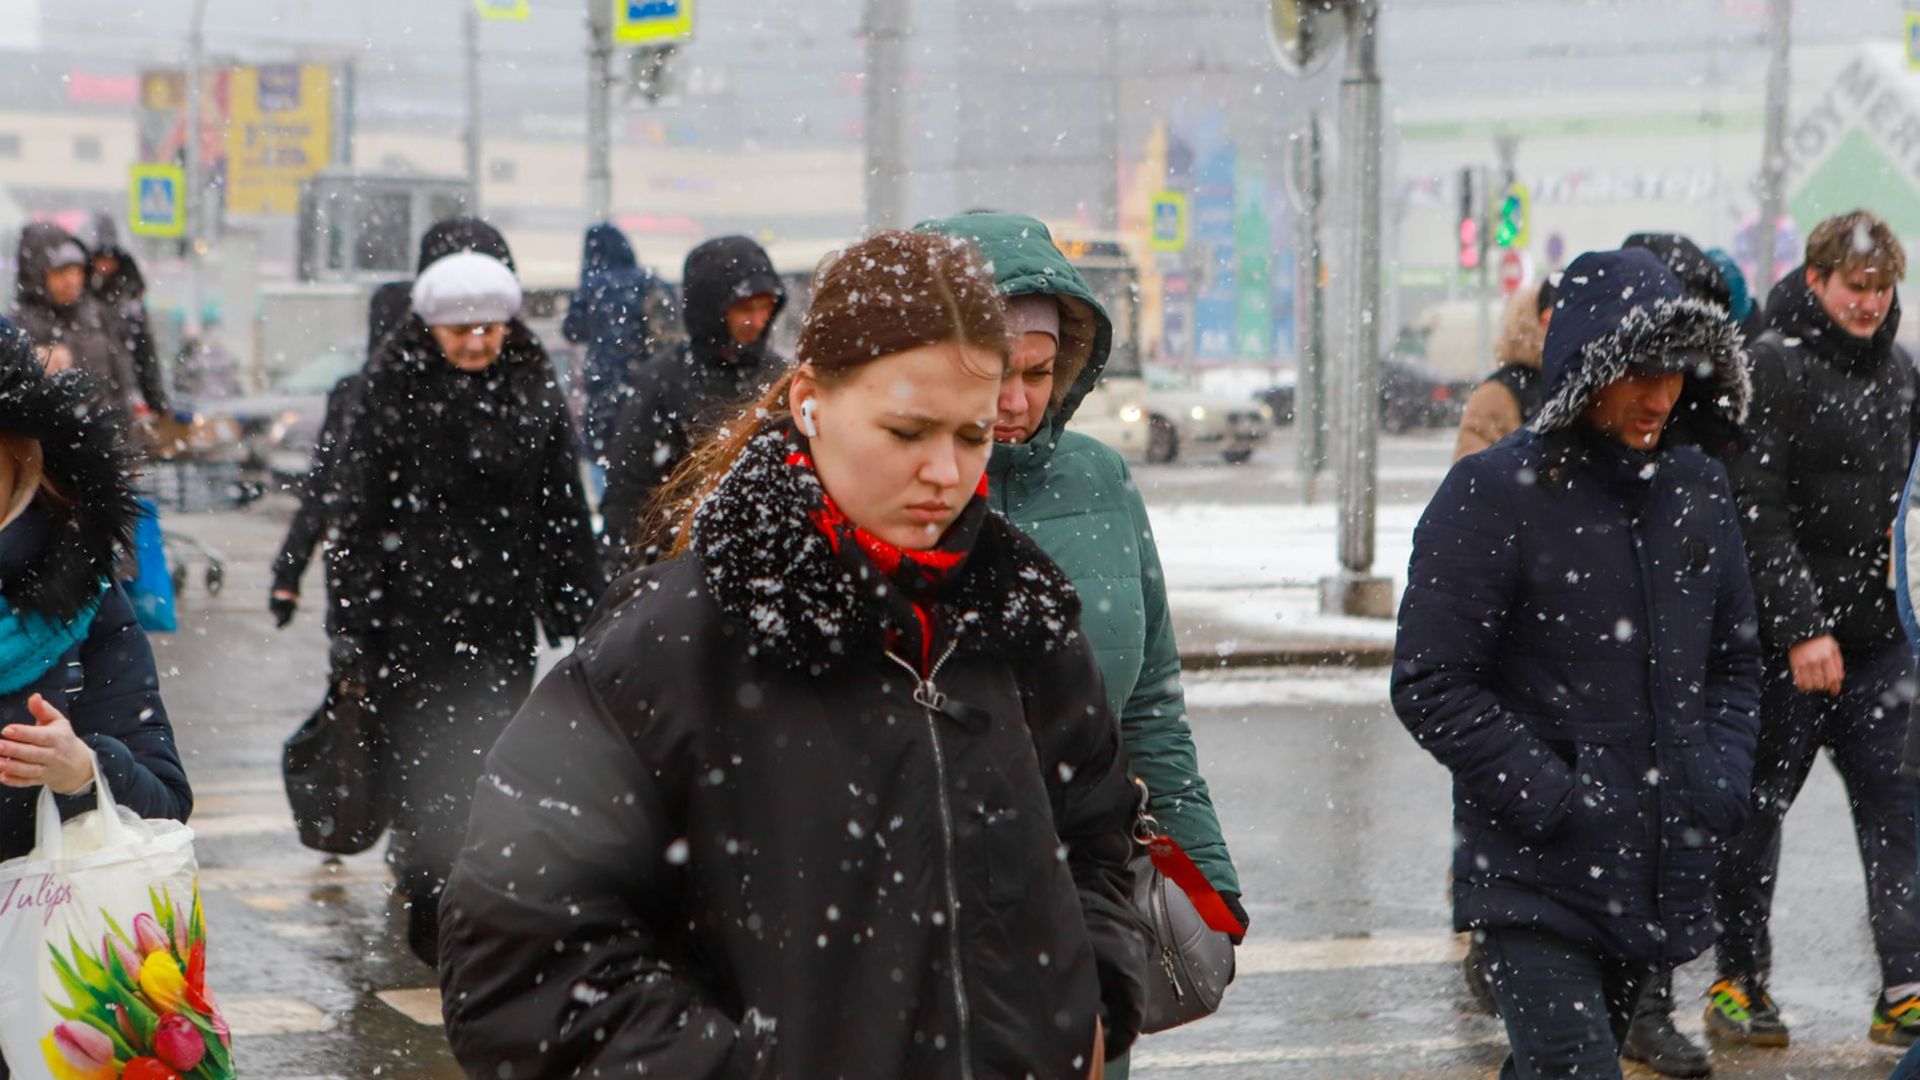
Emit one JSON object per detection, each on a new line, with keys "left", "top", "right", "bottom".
{"left": 0, "top": 325, "right": 189, "bottom": 863}
{"left": 1394, "top": 248, "right": 1761, "bottom": 966}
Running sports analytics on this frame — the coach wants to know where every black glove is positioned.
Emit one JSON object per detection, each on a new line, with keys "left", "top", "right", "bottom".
{"left": 269, "top": 591, "right": 298, "bottom": 629}
{"left": 1220, "top": 892, "right": 1249, "bottom": 946}
{"left": 329, "top": 634, "right": 375, "bottom": 696}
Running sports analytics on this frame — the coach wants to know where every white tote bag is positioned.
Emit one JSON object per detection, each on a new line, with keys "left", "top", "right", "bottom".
{"left": 0, "top": 758, "right": 235, "bottom": 1080}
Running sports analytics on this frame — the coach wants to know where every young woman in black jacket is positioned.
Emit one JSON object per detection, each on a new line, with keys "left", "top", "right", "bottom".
{"left": 438, "top": 231, "right": 1148, "bottom": 1080}
{"left": 0, "top": 324, "right": 190, "bottom": 1080}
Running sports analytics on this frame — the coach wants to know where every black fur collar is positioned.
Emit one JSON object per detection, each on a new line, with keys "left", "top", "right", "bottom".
{"left": 0, "top": 349, "right": 139, "bottom": 622}
{"left": 690, "top": 425, "right": 1081, "bottom": 672}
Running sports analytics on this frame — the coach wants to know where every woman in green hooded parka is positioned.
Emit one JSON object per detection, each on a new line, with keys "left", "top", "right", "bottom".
{"left": 920, "top": 213, "right": 1245, "bottom": 1073}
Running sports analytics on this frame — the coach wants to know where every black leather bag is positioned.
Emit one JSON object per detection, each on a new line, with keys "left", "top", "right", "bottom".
{"left": 282, "top": 686, "right": 390, "bottom": 855}
{"left": 1130, "top": 782, "right": 1236, "bottom": 1034}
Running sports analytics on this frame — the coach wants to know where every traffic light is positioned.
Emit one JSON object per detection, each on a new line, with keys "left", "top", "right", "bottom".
{"left": 1495, "top": 182, "right": 1531, "bottom": 249}
{"left": 1457, "top": 168, "right": 1480, "bottom": 270}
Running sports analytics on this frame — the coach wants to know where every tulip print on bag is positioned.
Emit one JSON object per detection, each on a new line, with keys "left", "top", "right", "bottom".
{"left": 0, "top": 755, "right": 231, "bottom": 1079}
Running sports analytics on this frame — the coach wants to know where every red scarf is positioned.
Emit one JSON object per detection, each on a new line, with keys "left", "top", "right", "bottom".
{"left": 785, "top": 432, "right": 989, "bottom": 672}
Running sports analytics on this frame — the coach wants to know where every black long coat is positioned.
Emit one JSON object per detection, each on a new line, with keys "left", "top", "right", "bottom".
{"left": 439, "top": 426, "right": 1149, "bottom": 1080}
{"left": 324, "top": 317, "right": 599, "bottom": 892}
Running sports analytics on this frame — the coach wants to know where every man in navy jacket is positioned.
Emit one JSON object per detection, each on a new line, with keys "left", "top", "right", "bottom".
{"left": 1394, "top": 248, "right": 1762, "bottom": 1079}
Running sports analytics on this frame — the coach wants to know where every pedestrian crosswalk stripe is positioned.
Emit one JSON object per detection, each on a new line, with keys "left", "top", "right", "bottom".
{"left": 188, "top": 776, "right": 287, "bottom": 796}
{"left": 189, "top": 811, "right": 296, "bottom": 838}
{"left": 199, "top": 856, "right": 391, "bottom": 892}
{"left": 1132, "top": 1033, "right": 1506, "bottom": 1069}
{"left": 224, "top": 996, "right": 335, "bottom": 1037}
{"left": 376, "top": 987, "right": 445, "bottom": 1027}
{"left": 1235, "top": 931, "right": 1464, "bottom": 974}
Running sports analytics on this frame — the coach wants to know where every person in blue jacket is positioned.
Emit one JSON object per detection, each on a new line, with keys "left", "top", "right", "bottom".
{"left": 561, "top": 222, "right": 673, "bottom": 489}
{"left": 0, "top": 319, "right": 191, "bottom": 1078}
{"left": 1393, "top": 248, "right": 1762, "bottom": 1079}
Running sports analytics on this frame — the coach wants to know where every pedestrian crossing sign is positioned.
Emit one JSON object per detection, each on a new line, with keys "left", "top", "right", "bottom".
{"left": 1908, "top": 12, "right": 1920, "bottom": 72}
{"left": 128, "top": 164, "right": 186, "bottom": 238}
{"left": 1150, "top": 191, "right": 1189, "bottom": 253}
{"left": 613, "top": 0, "right": 695, "bottom": 45}
{"left": 475, "top": 0, "right": 530, "bottom": 19}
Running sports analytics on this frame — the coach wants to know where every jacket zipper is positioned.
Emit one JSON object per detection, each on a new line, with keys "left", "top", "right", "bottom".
{"left": 1626, "top": 514, "right": 1670, "bottom": 937}
{"left": 885, "top": 641, "right": 975, "bottom": 1080}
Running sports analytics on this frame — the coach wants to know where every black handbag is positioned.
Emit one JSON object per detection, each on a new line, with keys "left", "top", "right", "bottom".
{"left": 1129, "top": 780, "right": 1236, "bottom": 1034}
{"left": 282, "top": 685, "right": 391, "bottom": 854}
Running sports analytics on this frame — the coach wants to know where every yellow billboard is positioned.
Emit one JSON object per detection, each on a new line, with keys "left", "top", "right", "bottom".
{"left": 225, "top": 63, "right": 333, "bottom": 216}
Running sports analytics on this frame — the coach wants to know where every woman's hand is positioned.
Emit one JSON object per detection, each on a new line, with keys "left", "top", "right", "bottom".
{"left": 1087, "top": 1017, "right": 1105, "bottom": 1080}
{"left": 0, "top": 694, "right": 96, "bottom": 794}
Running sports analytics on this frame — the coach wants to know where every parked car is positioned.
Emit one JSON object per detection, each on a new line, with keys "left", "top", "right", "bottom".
{"left": 208, "top": 348, "right": 362, "bottom": 488}
{"left": 1255, "top": 359, "right": 1469, "bottom": 434}
{"left": 1136, "top": 367, "right": 1272, "bottom": 464}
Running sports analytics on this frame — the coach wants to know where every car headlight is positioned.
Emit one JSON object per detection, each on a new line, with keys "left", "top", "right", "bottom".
{"left": 1189, "top": 405, "right": 1207, "bottom": 421}
{"left": 1119, "top": 404, "right": 1145, "bottom": 423}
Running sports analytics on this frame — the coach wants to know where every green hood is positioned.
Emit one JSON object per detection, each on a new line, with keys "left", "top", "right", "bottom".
{"left": 915, "top": 213, "right": 1113, "bottom": 472}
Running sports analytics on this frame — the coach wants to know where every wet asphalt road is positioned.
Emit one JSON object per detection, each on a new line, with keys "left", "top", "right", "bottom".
{"left": 141, "top": 434, "right": 1909, "bottom": 1078}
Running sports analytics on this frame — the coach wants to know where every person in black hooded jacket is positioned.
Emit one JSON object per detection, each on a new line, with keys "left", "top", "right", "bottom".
{"left": 0, "top": 321, "right": 192, "bottom": 1080}
{"left": 599, "top": 234, "right": 787, "bottom": 561}
{"left": 1710, "top": 210, "right": 1920, "bottom": 1048}
{"left": 1395, "top": 247, "right": 1761, "bottom": 1080}
{"left": 325, "top": 223, "right": 599, "bottom": 965}
{"left": 267, "top": 280, "right": 411, "bottom": 628}
{"left": 439, "top": 230, "right": 1147, "bottom": 1080}
{"left": 85, "top": 213, "right": 165, "bottom": 412}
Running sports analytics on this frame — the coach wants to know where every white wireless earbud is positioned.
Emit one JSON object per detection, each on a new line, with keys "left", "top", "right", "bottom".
{"left": 799, "top": 398, "right": 820, "bottom": 438}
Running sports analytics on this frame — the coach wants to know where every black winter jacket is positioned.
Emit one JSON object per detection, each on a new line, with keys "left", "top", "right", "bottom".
{"left": 440, "top": 426, "right": 1149, "bottom": 1080}
{"left": 0, "top": 340, "right": 188, "bottom": 863}
{"left": 599, "top": 236, "right": 787, "bottom": 560}
{"left": 325, "top": 317, "right": 599, "bottom": 658}
{"left": 1729, "top": 266, "right": 1920, "bottom": 657}
{"left": 1394, "top": 248, "right": 1763, "bottom": 967}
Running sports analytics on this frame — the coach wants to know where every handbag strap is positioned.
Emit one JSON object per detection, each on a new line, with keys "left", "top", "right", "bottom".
{"left": 1131, "top": 777, "right": 1243, "bottom": 938}
{"left": 32, "top": 748, "right": 128, "bottom": 859}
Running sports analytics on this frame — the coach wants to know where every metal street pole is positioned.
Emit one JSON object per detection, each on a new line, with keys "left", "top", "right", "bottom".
{"left": 1321, "top": 0, "right": 1391, "bottom": 617}
{"left": 586, "top": 0, "right": 614, "bottom": 222}
{"left": 1755, "top": 0, "right": 1791, "bottom": 293}
{"left": 864, "top": 0, "right": 909, "bottom": 229}
{"left": 1294, "top": 113, "right": 1327, "bottom": 502}
{"left": 1096, "top": 0, "right": 1121, "bottom": 231}
{"left": 184, "top": 0, "right": 209, "bottom": 340}
{"left": 464, "top": 0, "right": 483, "bottom": 212}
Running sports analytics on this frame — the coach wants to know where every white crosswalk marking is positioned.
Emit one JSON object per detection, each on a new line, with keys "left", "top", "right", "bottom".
{"left": 1133, "top": 1034, "right": 1506, "bottom": 1069}
{"left": 224, "top": 996, "right": 335, "bottom": 1037}
{"left": 376, "top": 987, "right": 446, "bottom": 1027}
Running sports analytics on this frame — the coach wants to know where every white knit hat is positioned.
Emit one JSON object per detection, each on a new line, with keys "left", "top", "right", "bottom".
{"left": 411, "top": 251, "right": 523, "bottom": 327}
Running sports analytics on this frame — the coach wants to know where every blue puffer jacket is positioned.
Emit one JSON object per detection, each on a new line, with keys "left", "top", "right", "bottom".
{"left": 1392, "top": 248, "right": 1763, "bottom": 966}
{"left": 563, "top": 223, "right": 668, "bottom": 457}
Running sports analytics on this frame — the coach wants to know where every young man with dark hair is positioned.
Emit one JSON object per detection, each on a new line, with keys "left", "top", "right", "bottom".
{"left": 1712, "top": 208, "right": 1920, "bottom": 1048}
{"left": 1396, "top": 248, "right": 1761, "bottom": 1078}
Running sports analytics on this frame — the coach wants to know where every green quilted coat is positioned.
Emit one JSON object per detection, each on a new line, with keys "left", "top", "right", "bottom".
{"left": 919, "top": 213, "right": 1240, "bottom": 898}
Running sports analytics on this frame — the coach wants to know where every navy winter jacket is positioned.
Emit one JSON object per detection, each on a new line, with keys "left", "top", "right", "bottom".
{"left": 562, "top": 224, "right": 668, "bottom": 457}
{"left": 1393, "top": 248, "right": 1763, "bottom": 967}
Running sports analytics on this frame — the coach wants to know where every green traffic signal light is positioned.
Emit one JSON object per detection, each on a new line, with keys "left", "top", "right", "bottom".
{"left": 1494, "top": 184, "right": 1530, "bottom": 249}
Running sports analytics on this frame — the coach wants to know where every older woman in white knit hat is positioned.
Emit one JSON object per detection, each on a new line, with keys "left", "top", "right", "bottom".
{"left": 323, "top": 231, "right": 601, "bottom": 966}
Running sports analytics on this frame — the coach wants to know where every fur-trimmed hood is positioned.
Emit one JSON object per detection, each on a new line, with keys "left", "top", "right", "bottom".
{"left": 1530, "top": 248, "right": 1750, "bottom": 438}
{"left": 690, "top": 424, "right": 1081, "bottom": 673}
{"left": 0, "top": 319, "right": 140, "bottom": 621}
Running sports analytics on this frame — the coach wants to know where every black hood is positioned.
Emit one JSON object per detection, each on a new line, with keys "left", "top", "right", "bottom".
{"left": 1622, "top": 232, "right": 1732, "bottom": 311}
{"left": 417, "top": 217, "right": 516, "bottom": 274}
{"left": 88, "top": 245, "right": 147, "bottom": 306}
{"left": 681, "top": 236, "right": 785, "bottom": 362}
{"left": 15, "top": 222, "right": 88, "bottom": 310}
{"left": 367, "top": 280, "right": 413, "bottom": 355}
{"left": 1764, "top": 262, "right": 1903, "bottom": 373}
{"left": 0, "top": 319, "right": 139, "bottom": 621}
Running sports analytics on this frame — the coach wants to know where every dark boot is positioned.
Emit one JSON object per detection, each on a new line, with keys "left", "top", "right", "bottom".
{"left": 1623, "top": 970, "right": 1712, "bottom": 1077}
